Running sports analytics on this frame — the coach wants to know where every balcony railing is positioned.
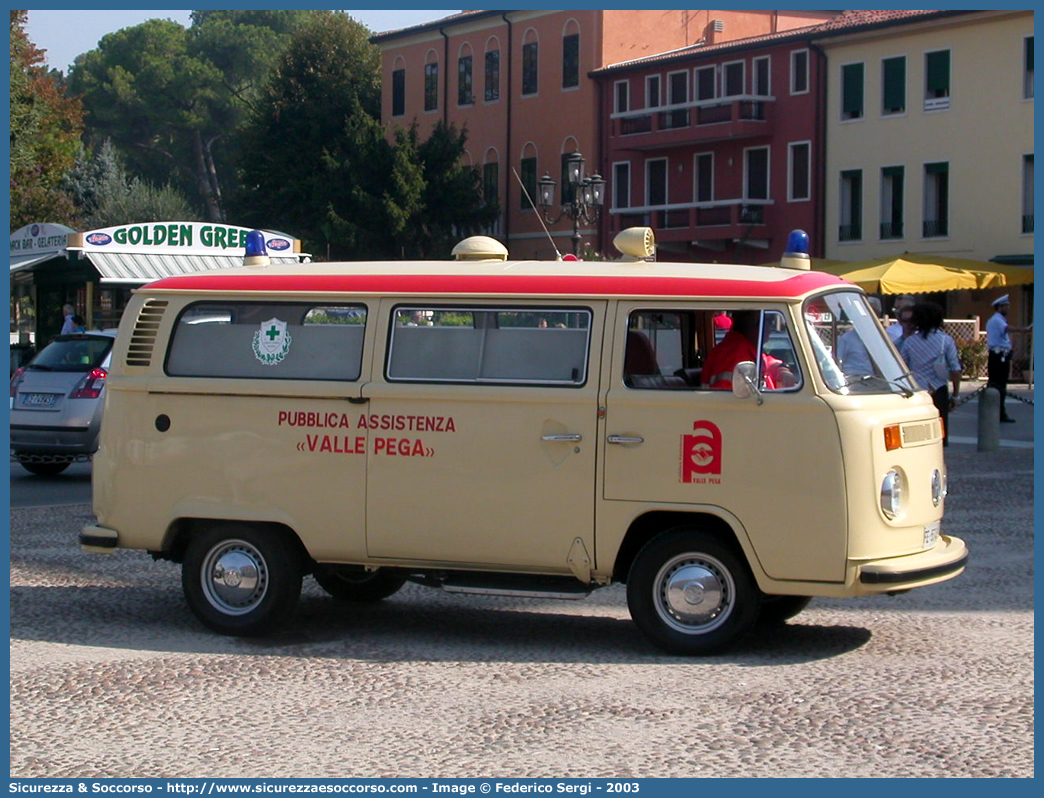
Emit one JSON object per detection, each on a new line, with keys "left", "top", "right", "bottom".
{"left": 611, "top": 95, "right": 772, "bottom": 140}
{"left": 923, "top": 219, "right": 948, "bottom": 238}
{"left": 838, "top": 223, "right": 862, "bottom": 242}
{"left": 611, "top": 199, "right": 772, "bottom": 234}
{"left": 880, "top": 221, "right": 904, "bottom": 240}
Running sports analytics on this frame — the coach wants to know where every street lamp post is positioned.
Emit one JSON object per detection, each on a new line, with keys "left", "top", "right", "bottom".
{"left": 537, "top": 151, "right": 606, "bottom": 257}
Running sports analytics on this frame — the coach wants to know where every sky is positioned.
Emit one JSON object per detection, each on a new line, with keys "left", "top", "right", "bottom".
{"left": 24, "top": 9, "right": 460, "bottom": 73}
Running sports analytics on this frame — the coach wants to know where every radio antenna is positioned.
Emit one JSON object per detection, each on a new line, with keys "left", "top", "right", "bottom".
{"left": 512, "top": 166, "right": 562, "bottom": 259}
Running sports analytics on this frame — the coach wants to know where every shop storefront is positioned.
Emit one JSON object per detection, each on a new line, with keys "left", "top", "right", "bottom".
{"left": 10, "top": 221, "right": 308, "bottom": 355}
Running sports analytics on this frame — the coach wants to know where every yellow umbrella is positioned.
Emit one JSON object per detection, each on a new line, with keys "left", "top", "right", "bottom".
{"left": 814, "top": 254, "right": 1034, "bottom": 294}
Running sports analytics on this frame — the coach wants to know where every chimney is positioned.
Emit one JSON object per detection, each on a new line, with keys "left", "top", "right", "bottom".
{"left": 705, "top": 19, "right": 725, "bottom": 45}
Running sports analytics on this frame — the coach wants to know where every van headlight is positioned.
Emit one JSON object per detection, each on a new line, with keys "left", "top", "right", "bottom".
{"left": 931, "top": 469, "right": 946, "bottom": 507}
{"left": 880, "top": 470, "right": 904, "bottom": 520}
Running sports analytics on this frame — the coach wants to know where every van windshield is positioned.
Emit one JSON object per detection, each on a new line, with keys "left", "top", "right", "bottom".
{"left": 804, "top": 292, "right": 915, "bottom": 396}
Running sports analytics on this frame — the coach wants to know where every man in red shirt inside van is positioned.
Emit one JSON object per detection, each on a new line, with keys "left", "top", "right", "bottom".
{"left": 703, "top": 310, "right": 795, "bottom": 391}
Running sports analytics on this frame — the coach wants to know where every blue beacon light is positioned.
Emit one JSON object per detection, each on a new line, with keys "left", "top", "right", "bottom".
{"left": 244, "top": 230, "right": 271, "bottom": 267}
{"left": 780, "top": 229, "right": 811, "bottom": 270}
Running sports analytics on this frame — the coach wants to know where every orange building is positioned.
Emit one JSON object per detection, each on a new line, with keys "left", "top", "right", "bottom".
{"left": 372, "top": 10, "right": 837, "bottom": 259}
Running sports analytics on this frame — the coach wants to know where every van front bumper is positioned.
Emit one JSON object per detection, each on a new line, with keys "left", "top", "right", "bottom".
{"left": 80, "top": 523, "right": 118, "bottom": 553}
{"left": 856, "top": 534, "right": 968, "bottom": 590}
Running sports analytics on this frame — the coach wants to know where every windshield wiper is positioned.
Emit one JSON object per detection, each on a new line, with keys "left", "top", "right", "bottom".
{"left": 842, "top": 373, "right": 914, "bottom": 398}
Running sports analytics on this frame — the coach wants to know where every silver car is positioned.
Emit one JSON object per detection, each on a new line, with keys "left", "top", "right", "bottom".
{"left": 9, "top": 331, "right": 116, "bottom": 476}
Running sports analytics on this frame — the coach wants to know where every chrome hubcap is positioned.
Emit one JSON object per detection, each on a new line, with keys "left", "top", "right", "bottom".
{"left": 654, "top": 553, "right": 734, "bottom": 634}
{"left": 201, "top": 539, "right": 268, "bottom": 615}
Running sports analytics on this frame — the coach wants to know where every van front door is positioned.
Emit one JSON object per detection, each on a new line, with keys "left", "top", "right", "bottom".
{"left": 364, "top": 302, "right": 605, "bottom": 571}
{"left": 602, "top": 302, "right": 846, "bottom": 583}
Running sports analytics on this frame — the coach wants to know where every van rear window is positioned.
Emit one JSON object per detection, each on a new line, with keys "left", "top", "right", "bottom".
{"left": 166, "top": 302, "right": 367, "bottom": 381}
{"left": 387, "top": 307, "right": 591, "bottom": 385}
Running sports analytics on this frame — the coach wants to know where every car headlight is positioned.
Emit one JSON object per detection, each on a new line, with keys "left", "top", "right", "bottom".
{"left": 931, "top": 469, "right": 946, "bottom": 507}
{"left": 880, "top": 470, "right": 904, "bottom": 520}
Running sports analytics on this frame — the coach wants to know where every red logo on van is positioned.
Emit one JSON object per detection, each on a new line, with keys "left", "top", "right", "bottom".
{"left": 681, "top": 420, "right": 722, "bottom": 482}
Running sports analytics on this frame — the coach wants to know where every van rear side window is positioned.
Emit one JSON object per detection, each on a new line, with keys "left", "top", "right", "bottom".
{"left": 166, "top": 302, "right": 367, "bottom": 381}
{"left": 387, "top": 306, "right": 591, "bottom": 385}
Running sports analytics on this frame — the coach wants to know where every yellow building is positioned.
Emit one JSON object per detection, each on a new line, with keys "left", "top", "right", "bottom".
{"left": 822, "top": 10, "right": 1034, "bottom": 330}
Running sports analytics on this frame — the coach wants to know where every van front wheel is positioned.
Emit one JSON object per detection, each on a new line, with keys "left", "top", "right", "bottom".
{"left": 182, "top": 526, "right": 302, "bottom": 636}
{"left": 627, "top": 529, "right": 757, "bottom": 655}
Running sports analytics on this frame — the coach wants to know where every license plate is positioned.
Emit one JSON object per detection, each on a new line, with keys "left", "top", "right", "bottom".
{"left": 21, "top": 393, "right": 58, "bottom": 408}
{"left": 923, "top": 521, "right": 941, "bottom": 549}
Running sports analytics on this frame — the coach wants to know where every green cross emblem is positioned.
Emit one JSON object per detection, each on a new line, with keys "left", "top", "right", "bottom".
{"left": 265, "top": 325, "right": 281, "bottom": 341}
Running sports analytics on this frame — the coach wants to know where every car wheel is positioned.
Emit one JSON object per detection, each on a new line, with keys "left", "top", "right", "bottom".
{"left": 758, "top": 595, "right": 812, "bottom": 625}
{"left": 313, "top": 565, "right": 406, "bottom": 602}
{"left": 182, "top": 525, "right": 302, "bottom": 636}
{"left": 627, "top": 528, "right": 758, "bottom": 655}
{"left": 18, "top": 459, "right": 71, "bottom": 477}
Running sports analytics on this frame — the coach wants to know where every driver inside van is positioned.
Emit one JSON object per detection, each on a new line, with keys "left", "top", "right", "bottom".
{"left": 702, "top": 310, "right": 796, "bottom": 391}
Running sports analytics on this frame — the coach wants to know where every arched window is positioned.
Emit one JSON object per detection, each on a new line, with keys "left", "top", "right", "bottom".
{"left": 520, "top": 143, "right": 539, "bottom": 210}
{"left": 562, "top": 19, "right": 580, "bottom": 89}
{"left": 424, "top": 49, "right": 440, "bottom": 112}
{"left": 484, "top": 36, "right": 501, "bottom": 102}
{"left": 457, "top": 43, "right": 474, "bottom": 106}
{"left": 522, "top": 29, "right": 539, "bottom": 96}
{"left": 560, "top": 138, "right": 581, "bottom": 204}
{"left": 391, "top": 56, "right": 407, "bottom": 117}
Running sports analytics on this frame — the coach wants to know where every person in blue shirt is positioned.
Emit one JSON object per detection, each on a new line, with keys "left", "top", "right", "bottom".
{"left": 985, "top": 295, "right": 1019, "bottom": 423}
{"left": 899, "top": 302, "right": 962, "bottom": 446}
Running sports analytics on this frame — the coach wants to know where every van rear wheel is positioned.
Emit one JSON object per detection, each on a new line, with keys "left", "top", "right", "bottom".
{"left": 314, "top": 565, "right": 406, "bottom": 602}
{"left": 182, "top": 525, "right": 302, "bottom": 636}
{"left": 627, "top": 529, "right": 757, "bottom": 655}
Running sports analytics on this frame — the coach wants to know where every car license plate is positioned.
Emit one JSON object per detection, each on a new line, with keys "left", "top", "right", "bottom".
{"left": 923, "top": 521, "right": 941, "bottom": 549}
{"left": 21, "top": 393, "right": 58, "bottom": 408}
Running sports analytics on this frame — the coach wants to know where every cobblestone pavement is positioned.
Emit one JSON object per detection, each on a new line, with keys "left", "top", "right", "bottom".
{"left": 9, "top": 448, "right": 1033, "bottom": 779}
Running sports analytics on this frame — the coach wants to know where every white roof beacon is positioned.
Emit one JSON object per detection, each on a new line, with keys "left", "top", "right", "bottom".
{"left": 779, "top": 229, "right": 811, "bottom": 271}
{"left": 451, "top": 236, "right": 509, "bottom": 262}
{"left": 613, "top": 226, "right": 656, "bottom": 262}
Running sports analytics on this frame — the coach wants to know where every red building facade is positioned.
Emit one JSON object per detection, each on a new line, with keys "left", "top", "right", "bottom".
{"left": 595, "top": 28, "right": 828, "bottom": 264}
{"left": 372, "top": 10, "right": 837, "bottom": 260}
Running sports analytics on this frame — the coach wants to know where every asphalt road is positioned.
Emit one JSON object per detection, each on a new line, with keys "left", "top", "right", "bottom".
{"left": 8, "top": 439, "right": 1034, "bottom": 778}
{"left": 9, "top": 460, "right": 93, "bottom": 508}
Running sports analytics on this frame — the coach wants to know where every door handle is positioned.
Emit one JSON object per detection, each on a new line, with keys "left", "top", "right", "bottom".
{"left": 542, "top": 433, "right": 583, "bottom": 442}
{"left": 607, "top": 435, "right": 644, "bottom": 445}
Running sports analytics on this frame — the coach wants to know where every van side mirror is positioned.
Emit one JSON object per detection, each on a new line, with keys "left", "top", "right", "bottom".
{"left": 732, "top": 361, "right": 764, "bottom": 405}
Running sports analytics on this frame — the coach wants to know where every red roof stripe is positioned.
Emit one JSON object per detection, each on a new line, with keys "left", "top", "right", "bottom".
{"left": 146, "top": 271, "right": 847, "bottom": 298}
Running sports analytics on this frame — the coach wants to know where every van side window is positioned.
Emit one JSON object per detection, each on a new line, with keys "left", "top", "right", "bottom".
{"left": 625, "top": 311, "right": 695, "bottom": 389}
{"left": 166, "top": 302, "right": 367, "bottom": 381}
{"left": 387, "top": 307, "right": 591, "bottom": 385}
{"left": 624, "top": 308, "right": 801, "bottom": 391}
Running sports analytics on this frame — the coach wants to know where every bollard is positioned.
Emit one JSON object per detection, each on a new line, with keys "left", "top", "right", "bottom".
{"left": 977, "top": 387, "right": 1001, "bottom": 452}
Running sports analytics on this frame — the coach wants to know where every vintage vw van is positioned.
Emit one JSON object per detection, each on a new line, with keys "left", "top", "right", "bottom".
{"left": 81, "top": 229, "right": 967, "bottom": 655}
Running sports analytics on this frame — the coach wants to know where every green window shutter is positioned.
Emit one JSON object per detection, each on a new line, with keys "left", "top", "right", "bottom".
{"left": 925, "top": 161, "right": 949, "bottom": 175}
{"left": 882, "top": 57, "right": 905, "bottom": 112}
{"left": 842, "top": 63, "right": 864, "bottom": 118}
{"left": 883, "top": 166, "right": 904, "bottom": 224}
{"left": 926, "top": 51, "right": 950, "bottom": 95}
{"left": 520, "top": 158, "right": 536, "bottom": 210}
